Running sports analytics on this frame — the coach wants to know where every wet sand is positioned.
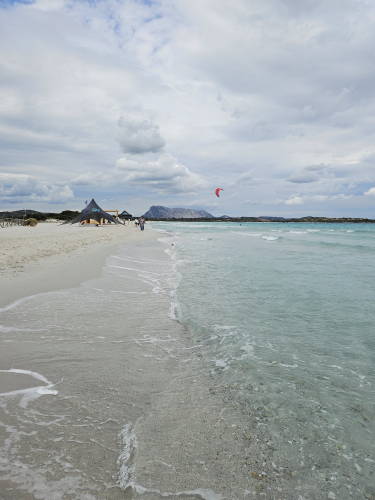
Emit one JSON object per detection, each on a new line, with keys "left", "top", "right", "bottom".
{"left": 0, "top": 372, "right": 42, "bottom": 394}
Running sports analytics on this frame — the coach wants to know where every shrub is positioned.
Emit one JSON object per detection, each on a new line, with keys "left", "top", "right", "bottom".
{"left": 24, "top": 218, "right": 38, "bottom": 226}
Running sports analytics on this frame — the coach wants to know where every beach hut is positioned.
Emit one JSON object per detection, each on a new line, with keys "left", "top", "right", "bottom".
{"left": 118, "top": 209, "right": 133, "bottom": 221}
{"left": 67, "top": 199, "right": 120, "bottom": 225}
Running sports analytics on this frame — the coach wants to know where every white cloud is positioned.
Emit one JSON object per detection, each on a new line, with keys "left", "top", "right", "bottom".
{"left": 1, "top": 0, "right": 375, "bottom": 214}
{"left": 364, "top": 187, "right": 375, "bottom": 196}
{"left": 284, "top": 193, "right": 354, "bottom": 206}
{"left": 0, "top": 173, "right": 73, "bottom": 203}
{"left": 31, "top": 0, "right": 66, "bottom": 12}
{"left": 116, "top": 153, "right": 206, "bottom": 193}
{"left": 285, "top": 195, "right": 304, "bottom": 205}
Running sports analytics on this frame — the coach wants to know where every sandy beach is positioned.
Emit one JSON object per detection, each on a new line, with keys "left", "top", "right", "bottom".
{"left": 0, "top": 221, "right": 151, "bottom": 394}
{"left": 0, "top": 222, "right": 154, "bottom": 308}
{"left": 0, "top": 222, "right": 252, "bottom": 499}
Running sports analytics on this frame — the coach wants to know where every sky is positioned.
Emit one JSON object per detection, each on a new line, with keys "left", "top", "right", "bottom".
{"left": 1, "top": 0, "right": 375, "bottom": 217}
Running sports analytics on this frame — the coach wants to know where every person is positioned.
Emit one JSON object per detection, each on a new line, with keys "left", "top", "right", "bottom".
{"left": 134, "top": 218, "right": 139, "bottom": 227}
{"left": 139, "top": 217, "right": 145, "bottom": 231}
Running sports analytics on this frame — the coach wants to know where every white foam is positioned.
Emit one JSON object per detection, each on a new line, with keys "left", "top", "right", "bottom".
{"left": 214, "top": 359, "right": 228, "bottom": 369}
{"left": 0, "top": 325, "right": 43, "bottom": 333}
{"left": 117, "top": 398, "right": 223, "bottom": 500}
{"left": 112, "top": 255, "right": 169, "bottom": 265}
{"left": 133, "top": 485, "right": 223, "bottom": 499}
{"left": 0, "top": 368, "right": 58, "bottom": 407}
{"left": 169, "top": 298, "right": 178, "bottom": 320}
{"left": 240, "top": 343, "right": 255, "bottom": 357}
{"left": 0, "top": 292, "right": 49, "bottom": 314}
{"left": 1, "top": 368, "right": 50, "bottom": 385}
{"left": 118, "top": 423, "right": 137, "bottom": 489}
{"left": 233, "top": 231, "right": 261, "bottom": 237}
{"left": 262, "top": 235, "right": 279, "bottom": 241}
{"left": 109, "top": 264, "right": 162, "bottom": 276}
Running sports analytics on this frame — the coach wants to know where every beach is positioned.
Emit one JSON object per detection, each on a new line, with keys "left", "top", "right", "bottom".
{"left": 0, "top": 223, "right": 152, "bottom": 308}
{"left": 1, "top": 221, "right": 374, "bottom": 499}
{"left": 0, "top": 223, "right": 252, "bottom": 499}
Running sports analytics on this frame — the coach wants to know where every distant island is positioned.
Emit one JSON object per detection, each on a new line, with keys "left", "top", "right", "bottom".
{"left": 143, "top": 206, "right": 214, "bottom": 219}
{"left": 1, "top": 206, "right": 375, "bottom": 223}
{"left": 142, "top": 206, "right": 375, "bottom": 223}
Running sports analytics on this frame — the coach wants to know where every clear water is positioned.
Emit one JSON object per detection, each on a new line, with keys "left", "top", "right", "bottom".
{"left": 154, "top": 222, "right": 375, "bottom": 500}
{"left": 0, "top": 236, "right": 252, "bottom": 499}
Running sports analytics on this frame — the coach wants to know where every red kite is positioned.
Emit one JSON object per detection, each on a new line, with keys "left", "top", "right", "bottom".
{"left": 215, "top": 187, "right": 224, "bottom": 197}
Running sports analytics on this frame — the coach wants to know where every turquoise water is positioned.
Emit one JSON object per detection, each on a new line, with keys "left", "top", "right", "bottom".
{"left": 155, "top": 222, "right": 375, "bottom": 499}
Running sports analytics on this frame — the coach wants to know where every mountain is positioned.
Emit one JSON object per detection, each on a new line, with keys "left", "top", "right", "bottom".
{"left": 258, "top": 216, "right": 286, "bottom": 221}
{"left": 143, "top": 206, "right": 214, "bottom": 219}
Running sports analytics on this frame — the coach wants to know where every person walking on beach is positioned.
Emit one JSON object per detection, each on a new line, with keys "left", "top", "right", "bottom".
{"left": 139, "top": 217, "right": 145, "bottom": 231}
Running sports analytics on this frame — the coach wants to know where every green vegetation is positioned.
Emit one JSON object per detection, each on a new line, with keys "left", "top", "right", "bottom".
{"left": 24, "top": 218, "right": 38, "bottom": 226}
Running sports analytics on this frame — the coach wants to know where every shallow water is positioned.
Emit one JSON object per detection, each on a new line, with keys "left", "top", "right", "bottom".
{"left": 153, "top": 221, "right": 375, "bottom": 500}
{"left": 0, "top": 235, "right": 253, "bottom": 499}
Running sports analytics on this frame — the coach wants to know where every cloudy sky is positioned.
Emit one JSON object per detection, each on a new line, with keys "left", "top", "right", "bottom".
{"left": 1, "top": 0, "right": 375, "bottom": 216}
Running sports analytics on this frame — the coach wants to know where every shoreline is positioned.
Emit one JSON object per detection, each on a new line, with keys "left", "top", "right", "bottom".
{"left": 0, "top": 221, "right": 254, "bottom": 498}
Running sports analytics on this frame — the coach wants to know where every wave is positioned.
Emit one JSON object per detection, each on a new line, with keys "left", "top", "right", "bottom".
{"left": 232, "top": 231, "right": 261, "bottom": 237}
{"left": 261, "top": 235, "right": 279, "bottom": 241}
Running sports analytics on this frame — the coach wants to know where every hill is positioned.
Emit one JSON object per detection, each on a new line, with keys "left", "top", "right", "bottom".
{"left": 0, "top": 209, "right": 45, "bottom": 220}
{"left": 143, "top": 206, "right": 213, "bottom": 219}
{"left": 0, "top": 209, "right": 79, "bottom": 221}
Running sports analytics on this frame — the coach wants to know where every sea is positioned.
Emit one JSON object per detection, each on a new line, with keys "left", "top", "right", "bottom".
{"left": 0, "top": 221, "right": 374, "bottom": 500}
{"left": 155, "top": 221, "right": 375, "bottom": 500}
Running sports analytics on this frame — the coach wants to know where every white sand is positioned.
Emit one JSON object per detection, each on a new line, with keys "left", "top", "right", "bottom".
{"left": 0, "top": 221, "right": 156, "bottom": 307}
{"left": 0, "top": 222, "right": 141, "bottom": 276}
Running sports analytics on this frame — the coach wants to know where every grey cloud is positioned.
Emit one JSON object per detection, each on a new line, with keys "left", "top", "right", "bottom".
{"left": 234, "top": 171, "right": 253, "bottom": 184}
{"left": 118, "top": 115, "right": 165, "bottom": 155}
{"left": 2, "top": 0, "right": 375, "bottom": 215}
{"left": 305, "top": 164, "right": 328, "bottom": 172}
{"left": 0, "top": 173, "right": 73, "bottom": 203}
{"left": 116, "top": 154, "right": 207, "bottom": 193}
{"left": 288, "top": 173, "right": 318, "bottom": 183}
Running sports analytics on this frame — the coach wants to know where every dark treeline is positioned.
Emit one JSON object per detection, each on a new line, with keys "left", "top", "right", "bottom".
{"left": 0, "top": 210, "right": 79, "bottom": 221}
{"left": 144, "top": 216, "right": 375, "bottom": 223}
{"left": 2, "top": 210, "right": 375, "bottom": 224}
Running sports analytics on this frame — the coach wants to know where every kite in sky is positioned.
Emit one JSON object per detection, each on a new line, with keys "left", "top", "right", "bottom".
{"left": 215, "top": 187, "right": 224, "bottom": 197}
